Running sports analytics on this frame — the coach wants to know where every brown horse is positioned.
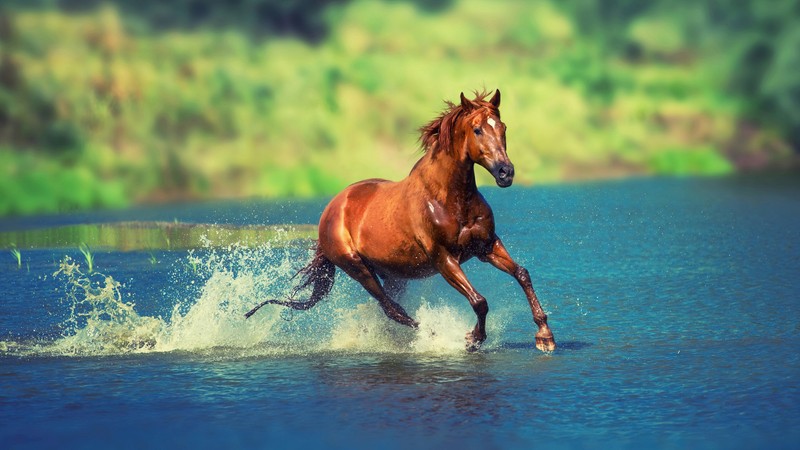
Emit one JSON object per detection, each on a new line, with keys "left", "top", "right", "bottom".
{"left": 246, "top": 90, "right": 556, "bottom": 352}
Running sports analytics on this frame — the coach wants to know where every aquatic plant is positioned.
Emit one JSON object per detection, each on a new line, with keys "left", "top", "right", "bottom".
{"left": 148, "top": 253, "right": 158, "bottom": 265}
{"left": 187, "top": 257, "right": 200, "bottom": 274}
{"left": 10, "top": 245, "right": 21, "bottom": 269}
{"left": 78, "top": 243, "right": 95, "bottom": 273}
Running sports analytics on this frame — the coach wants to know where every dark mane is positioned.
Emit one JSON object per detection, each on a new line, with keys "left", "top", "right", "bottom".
{"left": 418, "top": 90, "right": 498, "bottom": 154}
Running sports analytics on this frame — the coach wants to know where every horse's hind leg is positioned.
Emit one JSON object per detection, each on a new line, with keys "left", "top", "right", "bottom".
{"left": 336, "top": 254, "right": 418, "bottom": 328}
{"left": 382, "top": 276, "right": 408, "bottom": 300}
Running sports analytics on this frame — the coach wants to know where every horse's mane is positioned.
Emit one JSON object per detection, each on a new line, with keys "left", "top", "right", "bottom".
{"left": 418, "top": 90, "right": 498, "bottom": 154}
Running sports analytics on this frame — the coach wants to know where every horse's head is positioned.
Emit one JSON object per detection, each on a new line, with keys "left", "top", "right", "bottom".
{"left": 459, "top": 90, "right": 514, "bottom": 188}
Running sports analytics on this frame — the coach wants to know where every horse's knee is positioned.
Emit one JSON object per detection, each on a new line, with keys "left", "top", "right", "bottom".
{"left": 515, "top": 266, "right": 532, "bottom": 286}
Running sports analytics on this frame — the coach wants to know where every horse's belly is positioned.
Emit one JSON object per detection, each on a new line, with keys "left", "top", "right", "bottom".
{"left": 373, "top": 260, "right": 438, "bottom": 279}
{"left": 358, "top": 232, "right": 435, "bottom": 279}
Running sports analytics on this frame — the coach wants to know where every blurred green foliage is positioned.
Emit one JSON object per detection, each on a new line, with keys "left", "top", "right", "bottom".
{"left": 0, "top": 0, "right": 797, "bottom": 216}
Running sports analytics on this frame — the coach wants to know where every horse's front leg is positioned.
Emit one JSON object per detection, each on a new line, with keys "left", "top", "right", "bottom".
{"left": 434, "top": 251, "right": 489, "bottom": 351}
{"left": 481, "top": 238, "right": 556, "bottom": 352}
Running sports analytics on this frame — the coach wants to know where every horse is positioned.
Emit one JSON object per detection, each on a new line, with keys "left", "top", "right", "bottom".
{"left": 245, "top": 89, "right": 556, "bottom": 352}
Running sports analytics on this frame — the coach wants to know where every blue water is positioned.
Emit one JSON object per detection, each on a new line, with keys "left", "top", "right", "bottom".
{"left": 1, "top": 176, "right": 799, "bottom": 449}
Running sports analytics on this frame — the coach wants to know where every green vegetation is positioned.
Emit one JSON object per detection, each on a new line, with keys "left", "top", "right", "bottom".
{"left": 647, "top": 147, "right": 734, "bottom": 176}
{"left": 9, "top": 244, "right": 21, "bottom": 268}
{"left": 0, "top": 0, "right": 797, "bottom": 216}
{"left": 78, "top": 243, "right": 95, "bottom": 272}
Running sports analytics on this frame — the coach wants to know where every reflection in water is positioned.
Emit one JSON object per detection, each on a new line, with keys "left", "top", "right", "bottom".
{"left": 499, "top": 341, "right": 593, "bottom": 351}
{"left": 0, "top": 222, "right": 316, "bottom": 251}
{"left": 310, "top": 353, "right": 509, "bottom": 430}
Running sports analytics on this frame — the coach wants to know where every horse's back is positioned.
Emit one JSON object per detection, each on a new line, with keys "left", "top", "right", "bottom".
{"left": 321, "top": 178, "right": 391, "bottom": 224}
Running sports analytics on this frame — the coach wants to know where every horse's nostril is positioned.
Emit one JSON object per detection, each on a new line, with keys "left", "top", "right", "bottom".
{"left": 498, "top": 165, "right": 513, "bottom": 179}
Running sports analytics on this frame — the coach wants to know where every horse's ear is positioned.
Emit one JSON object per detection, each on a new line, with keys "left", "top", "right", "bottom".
{"left": 490, "top": 89, "right": 501, "bottom": 108}
{"left": 460, "top": 92, "right": 473, "bottom": 110}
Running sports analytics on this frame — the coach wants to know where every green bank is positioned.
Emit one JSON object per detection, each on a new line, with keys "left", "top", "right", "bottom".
{"left": 1, "top": 0, "right": 796, "bottom": 216}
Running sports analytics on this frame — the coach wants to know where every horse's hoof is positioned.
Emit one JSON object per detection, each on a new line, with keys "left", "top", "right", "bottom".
{"left": 465, "top": 339, "right": 482, "bottom": 352}
{"left": 465, "top": 331, "right": 484, "bottom": 352}
{"left": 535, "top": 335, "right": 556, "bottom": 353}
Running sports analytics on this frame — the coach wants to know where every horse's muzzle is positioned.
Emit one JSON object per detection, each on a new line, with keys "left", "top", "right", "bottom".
{"left": 492, "top": 163, "right": 515, "bottom": 188}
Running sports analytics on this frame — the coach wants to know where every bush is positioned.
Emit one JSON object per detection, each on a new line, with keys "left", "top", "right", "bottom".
{"left": 647, "top": 147, "right": 734, "bottom": 176}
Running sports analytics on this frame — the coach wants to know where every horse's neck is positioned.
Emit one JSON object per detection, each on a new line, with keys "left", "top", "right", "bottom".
{"left": 407, "top": 143, "right": 478, "bottom": 204}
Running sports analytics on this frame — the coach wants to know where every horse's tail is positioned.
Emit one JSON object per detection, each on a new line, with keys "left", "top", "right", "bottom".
{"left": 244, "top": 242, "right": 336, "bottom": 319}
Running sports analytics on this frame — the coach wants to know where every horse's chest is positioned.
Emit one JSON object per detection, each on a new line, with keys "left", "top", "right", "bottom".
{"left": 425, "top": 200, "right": 493, "bottom": 252}
{"left": 456, "top": 219, "right": 492, "bottom": 247}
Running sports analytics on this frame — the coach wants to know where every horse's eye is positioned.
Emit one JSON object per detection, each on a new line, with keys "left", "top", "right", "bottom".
{"left": 474, "top": 128, "right": 482, "bottom": 136}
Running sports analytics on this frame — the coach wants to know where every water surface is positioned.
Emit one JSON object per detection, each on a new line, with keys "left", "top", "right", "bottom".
{"left": 1, "top": 176, "right": 798, "bottom": 449}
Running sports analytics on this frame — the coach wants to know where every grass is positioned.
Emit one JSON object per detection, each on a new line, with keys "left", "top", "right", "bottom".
{"left": 10, "top": 245, "right": 21, "bottom": 268}
{"left": 78, "top": 243, "right": 95, "bottom": 273}
{"left": 186, "top": 257, "right": 200, "bottom": 274}
{"left": 647, "top": 147, "right": 735, "bottom": 176}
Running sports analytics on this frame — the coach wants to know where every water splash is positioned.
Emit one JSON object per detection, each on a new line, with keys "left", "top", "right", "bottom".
{"left": 46, "top": 257, "right": 164, "bottom": 356}
{"left": 3, "top": 237, "right": 484, "bottom": 358}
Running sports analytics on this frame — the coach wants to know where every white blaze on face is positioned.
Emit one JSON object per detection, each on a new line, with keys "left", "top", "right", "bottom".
{"left": 487, "top": 117, "right": 496, "bottom": 130}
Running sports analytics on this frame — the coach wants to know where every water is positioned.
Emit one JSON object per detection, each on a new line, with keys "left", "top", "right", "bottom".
{"left": 1, "top": 176, "right": 799, "bottom": 449}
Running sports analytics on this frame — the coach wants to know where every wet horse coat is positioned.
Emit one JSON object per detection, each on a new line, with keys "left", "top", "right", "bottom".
{"left": 246, "top": 90, "right": 556, "bottom": 352}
